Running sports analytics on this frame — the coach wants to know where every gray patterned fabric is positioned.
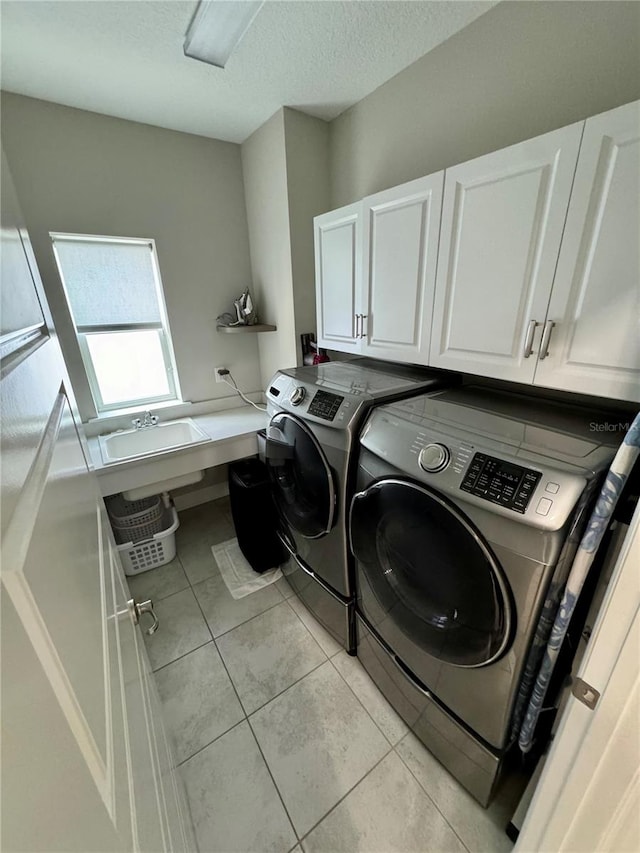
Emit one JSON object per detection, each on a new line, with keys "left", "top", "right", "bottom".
{"left": 518, "top": 412, "right": 640, "bottom": 753}
{"left": 509, "top": 479, "right": 597, "bottom": 743}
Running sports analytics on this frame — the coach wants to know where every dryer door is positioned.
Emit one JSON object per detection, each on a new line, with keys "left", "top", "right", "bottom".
{"left": 265, "top": 413, "right": 336, "bottom": 539}
{"left": 350, "top": 478, "right": 512, "bottom": 667}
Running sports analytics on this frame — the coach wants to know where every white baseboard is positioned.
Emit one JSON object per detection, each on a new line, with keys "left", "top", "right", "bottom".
{"left": 173, "top": 482, "right": 229, "bottom": 511}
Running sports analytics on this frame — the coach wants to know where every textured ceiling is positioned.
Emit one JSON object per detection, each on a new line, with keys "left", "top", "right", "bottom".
{"left": 0, "top": 1, "right": 497, "bottom": 143}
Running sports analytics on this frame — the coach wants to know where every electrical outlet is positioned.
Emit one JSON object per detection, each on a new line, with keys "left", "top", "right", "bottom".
{"left": 215, "top": 366, "right": 228, "bottom": 383}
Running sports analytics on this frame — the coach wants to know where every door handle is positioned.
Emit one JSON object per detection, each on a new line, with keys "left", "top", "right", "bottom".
{"left": 360, "top": 315, "right": 368, "bottom": 339}
{"left": 523, "top": 319, "right": 540, "bottom": 358}
{"left": 539, "top": 320, "right": 555, "bottom": 360}
{"left": 264, "top": 428, "right": 294, "bottom": 466}
{"left": 128, "top": 598, "right": 159, "bottom": 635}
{"left": 354, "top": 313, "right": 362, "bottom": 339}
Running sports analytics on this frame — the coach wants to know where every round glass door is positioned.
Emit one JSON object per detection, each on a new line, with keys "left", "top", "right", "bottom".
{"left": 265, "top": 413, "right": 336, "bottom": 539}
{"left": 350, "top": 479, "right": 512, "bottom": 667}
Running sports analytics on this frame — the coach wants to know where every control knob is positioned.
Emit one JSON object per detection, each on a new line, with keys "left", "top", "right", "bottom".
{"left": 289, "top": 386, "right": 306, "bottom": 406}
{"left": 418, "top": 443, "right": 450, "bottom": 473}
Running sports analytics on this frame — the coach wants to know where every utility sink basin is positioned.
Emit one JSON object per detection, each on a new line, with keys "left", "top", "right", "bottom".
{"left": 99, "top": 418, "right": 210, "bottom": 465}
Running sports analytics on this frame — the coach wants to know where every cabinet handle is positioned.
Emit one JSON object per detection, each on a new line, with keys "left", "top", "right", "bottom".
{"left": 129, "top": 598, "right": 159, "bottom": 635}
{"left": 539, "top": 320, "right": 555, "bottom": 360}
{"left": 523, "top": 319, "right": 540, "bottom": 358}
{"left": 360, "top": 315, "right": 368, "bottom": 339}
{"left": 354, "top": 313, "right": 361, "bottom": 339}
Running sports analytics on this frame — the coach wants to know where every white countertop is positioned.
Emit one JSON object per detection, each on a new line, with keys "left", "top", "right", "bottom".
{"left": 89, "top": 406, "right": 268, "bottom": 497}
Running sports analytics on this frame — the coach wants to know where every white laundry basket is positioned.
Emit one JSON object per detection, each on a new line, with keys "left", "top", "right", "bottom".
{"left": 117, "top": 505, "right": 180, "bottom": 576}
{"left": 106, "top": 493, "right": 164, "bottom": 544}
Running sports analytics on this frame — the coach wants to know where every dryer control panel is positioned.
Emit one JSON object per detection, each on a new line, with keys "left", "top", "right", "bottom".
{"left": 461, "top": 453, "right": 541, "bottom": 514}
{"left": 308, "top": 390, "right": 344, "bottom": 421}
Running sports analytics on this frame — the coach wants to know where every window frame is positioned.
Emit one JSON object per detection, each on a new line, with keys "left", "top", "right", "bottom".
{"left": 51, "top": 233, "right": 181, "bottom": 413}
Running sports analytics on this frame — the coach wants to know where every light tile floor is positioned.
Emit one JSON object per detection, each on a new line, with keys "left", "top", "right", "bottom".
{"left": 133, "top": 498, "right": 526, "bottom": 853}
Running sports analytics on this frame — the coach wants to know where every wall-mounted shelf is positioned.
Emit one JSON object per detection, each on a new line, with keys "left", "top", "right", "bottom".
{"left": 216, "top": 324, "right": 277, "bottom": 334}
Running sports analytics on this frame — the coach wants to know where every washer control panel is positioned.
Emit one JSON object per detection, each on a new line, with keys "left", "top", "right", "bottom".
{"left": 308, "top": 389, "right": 344, "bottom": 421}
{"left": 461, "top": 452, "right": 542, "bottom": 514}
{"left": 289, "top": 386, "right": 306, "bottom": 406}
{"left": 418, "top": 443, "right": 450, "bottom": 473}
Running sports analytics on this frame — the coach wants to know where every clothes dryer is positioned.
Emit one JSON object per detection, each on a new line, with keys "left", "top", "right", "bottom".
{"left": 350, "top": 387, "right": 620, "bottom": 803}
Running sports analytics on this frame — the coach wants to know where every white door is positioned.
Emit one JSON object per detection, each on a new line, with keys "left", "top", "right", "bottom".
{"left": 533, "top": 100, "right": 640, "bottom": 403}
{"left": 360, "top": 173, "right": 444, "bottom": 364}
{"left": 314, "top": 202, "right": 363, "bottom": 353}
{"left": 429, "top": 123, "right": 583, "bottom": 382}
{"left": 0, "top": 149, "right": 190, "bottom": 851}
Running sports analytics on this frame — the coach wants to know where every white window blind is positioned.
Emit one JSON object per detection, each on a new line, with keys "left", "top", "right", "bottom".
{"left": 52, "top": 234, "right": 180, "bottom": 413}
{"left": 53, "top": 238, "right": 162, "bottom": 328}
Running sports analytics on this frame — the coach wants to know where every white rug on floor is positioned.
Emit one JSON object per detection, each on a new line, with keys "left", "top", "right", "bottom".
{"left": 212, "top": 538, "right": 283, "bottom": 599}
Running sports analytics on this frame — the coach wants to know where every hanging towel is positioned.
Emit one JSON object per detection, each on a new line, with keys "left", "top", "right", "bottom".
{"left": 518, "top": 412, "right": 640, "bottom": 753}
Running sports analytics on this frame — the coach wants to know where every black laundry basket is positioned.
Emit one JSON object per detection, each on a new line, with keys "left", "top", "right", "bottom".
{"left": 228, "top": 457, "right": 287, "bottom": 573}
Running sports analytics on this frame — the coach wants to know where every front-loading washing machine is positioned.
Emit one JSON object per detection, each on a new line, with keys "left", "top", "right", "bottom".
{"left": 349, "top": 386, "right": 620, "bottom": 804}
{"left": 263, "top": 358, "right": 454, "bottom": 653}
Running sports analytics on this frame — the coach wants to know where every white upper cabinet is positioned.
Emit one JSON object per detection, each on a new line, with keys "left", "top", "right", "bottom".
{"left": 315, "top": 202, "right": 363, "bottom": 353}
{"left": 533, "top": 100, "right": 640, "bottom": 402}
{"left": 429, "top": 123, "right": 583, "bottom": 383}
{"left": 360, "top": 173, "right": 444, "bottom": 363}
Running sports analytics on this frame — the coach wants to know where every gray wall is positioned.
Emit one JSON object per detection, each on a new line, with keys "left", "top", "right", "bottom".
{"left": 283, "top": 108, "right": 330, "bottom": 361}
{"left": 241, "top": 107, "right": 330, "bottom": 386}
{"left": 0, "top": 93, "right": 261, "bottom": 420}
{"left": 330, "top": 0, "right": 640, "bottom": 206}
{"left": 241, "top": 109, "right": 297, "bottom": 389}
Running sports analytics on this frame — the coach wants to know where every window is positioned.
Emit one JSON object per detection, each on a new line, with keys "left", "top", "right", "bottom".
{"left": 51, "top": 234, "right": 180, "bottom": 413}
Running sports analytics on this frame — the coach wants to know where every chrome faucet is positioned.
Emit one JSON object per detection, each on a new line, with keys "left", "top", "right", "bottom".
{"left": 132, "top": 411, "right": 159, "bottom": 429}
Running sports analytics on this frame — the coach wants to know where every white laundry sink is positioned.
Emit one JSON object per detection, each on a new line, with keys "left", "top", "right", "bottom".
{"left": 99, "top": 418, "right": 210, "bottom": 465}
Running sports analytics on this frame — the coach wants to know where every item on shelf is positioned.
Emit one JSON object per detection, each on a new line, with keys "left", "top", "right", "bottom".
{"left": 301, "top": 332, "right": 330, "bottom": 365}
{"left": 300, "top": 332, "right": 315, "bottom": 365}
{"left": 216, "top": 287, "right": 257, "bottom": 327}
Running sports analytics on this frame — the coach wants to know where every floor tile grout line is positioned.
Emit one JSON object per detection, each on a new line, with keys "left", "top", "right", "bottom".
{"left": 327, "top": 653, "right": 405, "bottom": 750}
{"left": 281, "top": 596, "right": 333, "bottom": 661}
{"left": 283, "top": 595, "right": 344, "bottom": 659}
{"left": 243, "top": 657, "right": 329, "bottom": 720}
{"left": 297, "top": 744, "right": 394, "bottom": 845}
{"left": 188, "top": 573, "right": 218, "bottom": 645}
{"left": 176, "top": 716, "right": 247, "bottom": 768}
{"left": 182, "top": 548, "right": 292, "bottom": 645}
{"left": 186, "top": 571, "right": 254, "bottom": 727}
{"left": 205, "top": 588, "right": 292, "bottom": 643}
{"left": 182, "top": 563, "right": 257, "bottom": 744}
{"left": 127, "top": 558, "right": 190, "bottom": 603}
{"left": 151, "top": 638, "right": 215, "bottom": 675}
{"left": 245, "top": 714, "right": 302, "bottom": 846}
{"left": 392, "top": 742, "right": 472, "bottom": 853}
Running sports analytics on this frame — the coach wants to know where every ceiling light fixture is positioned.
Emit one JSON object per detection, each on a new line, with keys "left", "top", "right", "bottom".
{"left": 184, "top": 0, "right": 264, "bottom": 69}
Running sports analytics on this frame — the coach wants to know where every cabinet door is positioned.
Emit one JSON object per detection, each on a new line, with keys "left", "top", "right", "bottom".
{"left": 0, "top": 146, "right": 190, "bottom": 852}
{"left": 533, "top": 100, "right": 640, "bottom": 402}
{"left": 360, "top": 173, "right": 443, "bottom": 363}
{"left": 430, "top": 123, "right": 583, "bottom": 382}
{"left": 314, "top": 202, "right": 363, "bottom": 353}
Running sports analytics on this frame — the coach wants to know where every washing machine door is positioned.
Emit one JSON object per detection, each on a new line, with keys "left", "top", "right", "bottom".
{"left": 350, "top": 478, "right": 512, "bottom": 667}
{"left": 265, "top": 412, "right": 336, "bottom": 539}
